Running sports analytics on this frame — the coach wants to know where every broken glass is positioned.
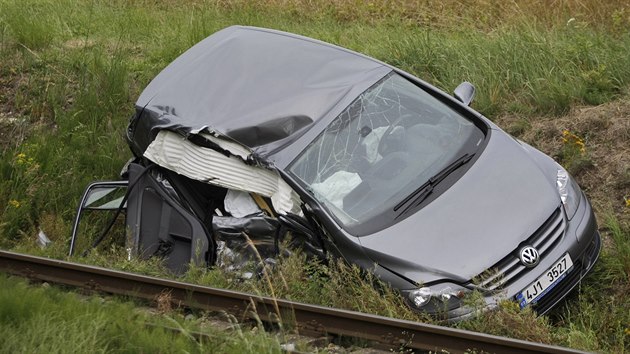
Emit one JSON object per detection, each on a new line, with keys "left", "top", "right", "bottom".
{"left": 289, "top": 72, "right": 477, "bottom": 231}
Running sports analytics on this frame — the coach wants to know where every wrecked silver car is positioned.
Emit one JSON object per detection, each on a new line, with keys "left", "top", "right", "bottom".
{"left": 70, "top": 26, "right": 601, "bottom": 320}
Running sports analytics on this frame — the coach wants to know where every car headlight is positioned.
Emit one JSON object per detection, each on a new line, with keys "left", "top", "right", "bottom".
{"left": 556, "top": 168, "right": 580, "bottom": 220}
{"left": 403, "top": 284, "right": 467, "bottom": 314}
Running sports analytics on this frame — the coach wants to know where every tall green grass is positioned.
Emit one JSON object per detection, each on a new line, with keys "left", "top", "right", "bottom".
{"left": 0, "top": 274, "right": 284, "bottom": 353}
{"left": 550, "top": 217, "right": 630, "bottom": 352}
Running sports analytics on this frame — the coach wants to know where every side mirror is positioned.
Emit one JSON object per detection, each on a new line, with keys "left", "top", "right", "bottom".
{"left": 453, "top": 82, "right": 475, "bottom": 106}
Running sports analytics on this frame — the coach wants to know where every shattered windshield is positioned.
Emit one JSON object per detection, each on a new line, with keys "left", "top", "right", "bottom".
{"left": 289, "top": 72, "right": 483, "bottom": 234}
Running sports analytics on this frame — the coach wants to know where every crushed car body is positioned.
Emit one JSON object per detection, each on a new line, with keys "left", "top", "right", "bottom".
{"left": 70, "top": 26, "right": 601, "bottom": 320}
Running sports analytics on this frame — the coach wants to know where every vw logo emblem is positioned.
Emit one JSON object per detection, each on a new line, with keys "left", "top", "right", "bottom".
{"left": 519, "top": 246, "right": 540, "bottom": 267}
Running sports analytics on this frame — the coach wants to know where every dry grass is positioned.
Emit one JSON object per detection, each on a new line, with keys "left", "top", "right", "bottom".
{"left": 170, "top": 0, "right": 630, "bottom": 31}
{"left": 458, "top": 300, "right": 556, "bottom": 344}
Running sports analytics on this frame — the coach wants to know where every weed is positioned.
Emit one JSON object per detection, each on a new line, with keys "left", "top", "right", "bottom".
{"left": 0, "top": 1, "right": 58, "bottom": 50}
{"left": 602, "top": 216, "right": 630, "bottom": 285}
{"left": 619, "top": 167, "right": 630, "bottom": 191}
{"left": 458, "top": 300, "right": 556, "bottom": 344}
{"left": 557, "top": 129, "right": 593, "bottom": 176}
{"left": 0, "top": 274, "right": 285, "bottom": 353}
{"left": 155, "top": 289, "right": 175, "bottom": 314}
{"left": 504, "top": 118, "right": 531, "bottom": 137}
{"left": 548, "top": 215, "right": 630, "bottom": 352}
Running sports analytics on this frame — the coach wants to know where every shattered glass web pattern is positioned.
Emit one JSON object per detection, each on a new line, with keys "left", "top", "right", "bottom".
{"left": 294, "top": 73, "right": 400, "bottom": 185}
{"left": 290, "top": 73, "right": 474, "bottom": 227}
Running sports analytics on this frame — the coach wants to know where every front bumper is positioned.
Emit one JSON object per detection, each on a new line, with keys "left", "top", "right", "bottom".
{"left": 437, "top": 192, "right": 601, "bottom": 322}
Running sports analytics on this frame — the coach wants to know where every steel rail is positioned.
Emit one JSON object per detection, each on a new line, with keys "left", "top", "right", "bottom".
{"left": 0, "top": 250, "right": 585, "bottom": 354}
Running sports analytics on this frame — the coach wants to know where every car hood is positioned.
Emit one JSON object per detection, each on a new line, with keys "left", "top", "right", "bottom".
{"left": 357, "top": 129, "right": 560, "bottom": 285}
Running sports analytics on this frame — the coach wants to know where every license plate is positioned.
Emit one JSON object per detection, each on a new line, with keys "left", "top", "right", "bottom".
{"left": 516, "top": 253, "right": 573, "bottom": 308}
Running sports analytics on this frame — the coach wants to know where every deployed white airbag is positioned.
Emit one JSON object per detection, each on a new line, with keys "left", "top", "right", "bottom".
{"left": 224, "top": 189, "right": 262, "bottom": 217}
{"left": 311, "top": 170, "right": 361, "bottom": 210}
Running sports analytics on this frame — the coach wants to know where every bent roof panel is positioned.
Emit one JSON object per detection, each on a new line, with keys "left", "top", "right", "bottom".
{"left": 135, "top": 26, "right": 387, "bottom": 152}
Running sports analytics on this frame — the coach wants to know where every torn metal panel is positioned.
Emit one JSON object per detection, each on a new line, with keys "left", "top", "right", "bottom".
{"left": 200, "top": 133, "right": 251, "bottom": 161}
{"left": 144, "top": 130, "right": 302, "bottom": 215}
{"left": 212, "top": 215, "right": 279, "bottom": 271}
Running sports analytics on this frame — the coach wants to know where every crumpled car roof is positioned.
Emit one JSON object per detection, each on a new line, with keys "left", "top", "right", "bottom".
{"left": 136, "top": 26, "right": 391, "bottom": 160}
{"left": 133, "top": 26, "right": 391, "bottom": 164}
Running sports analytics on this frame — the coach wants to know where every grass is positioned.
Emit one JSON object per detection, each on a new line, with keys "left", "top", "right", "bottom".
{"left": 550, "top": 216, "right": 630, "bottom": 352}
{"left": 0, "top": 274, "right": 285, "bottom": 353}
{"left": 2, "top": 0, "right": 630, "bottom": 243}
{"left": 0, "top": 0, "right": 629, "bottom": 352}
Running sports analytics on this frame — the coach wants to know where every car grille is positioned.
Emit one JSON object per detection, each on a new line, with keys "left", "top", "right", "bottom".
{"left": 532, "top": 232, "right": 601, "bottom": 314}
{"left": 474, "top": 207, "right": 565, "bottom": 291}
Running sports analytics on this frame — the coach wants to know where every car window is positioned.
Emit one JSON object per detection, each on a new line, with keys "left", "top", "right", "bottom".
{"left": 289, "top": 72, "right": 482, "bottom": 233}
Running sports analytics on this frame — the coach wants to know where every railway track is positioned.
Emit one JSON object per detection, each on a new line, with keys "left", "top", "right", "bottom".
{"left": 0, "top": 250, "right": 586, "bottom": 354}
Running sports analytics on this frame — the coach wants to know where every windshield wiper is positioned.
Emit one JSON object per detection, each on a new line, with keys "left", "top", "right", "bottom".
{"left": 394, "top": 153, "right": 475, "bottom": 215}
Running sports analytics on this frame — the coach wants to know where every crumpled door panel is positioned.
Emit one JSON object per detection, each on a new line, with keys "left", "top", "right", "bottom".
{"left": 126, "top": 163, "right": 212, "bottom": 274}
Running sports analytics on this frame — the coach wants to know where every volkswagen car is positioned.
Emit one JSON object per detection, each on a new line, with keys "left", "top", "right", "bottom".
{"left": 70, "top": 26, "right": 601, "bottom": 320}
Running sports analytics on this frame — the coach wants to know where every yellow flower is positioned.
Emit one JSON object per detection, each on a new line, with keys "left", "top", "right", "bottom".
{"left": 560, "top": 130, "right": 587, "bottom": 155}
{"left": 8, "top": 200, "right": 20, "bottom": 208}
{"left": 15, "top": 153, "right": 27, "bottom": 165}
{"left": 625, "top": 197, "right": 630, "bottom": 208}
